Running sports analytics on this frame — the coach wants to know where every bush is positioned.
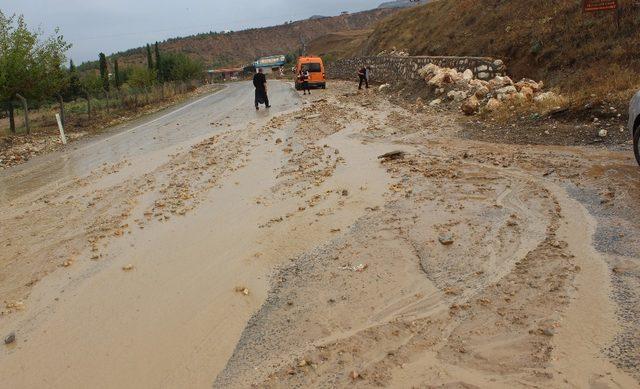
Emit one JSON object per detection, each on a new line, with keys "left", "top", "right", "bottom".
{"left": 128, "top": 67, "right": 157, "bottom": 88}
{"left": 80, "top": 72, "right": 104, "bottom": 95}
{"left": 158, "top": 53, "right": 203, "bottom": 82}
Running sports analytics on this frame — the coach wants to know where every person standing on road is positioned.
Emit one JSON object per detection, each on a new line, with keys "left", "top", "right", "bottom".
{"left": 253, "top": 68, "right": 270, "bottom": 110}
{"left": 300, "top": 68, "right": 311, "bottom": 95}
{"left": 358, "top": 66, "right": 369, "bottom": 90}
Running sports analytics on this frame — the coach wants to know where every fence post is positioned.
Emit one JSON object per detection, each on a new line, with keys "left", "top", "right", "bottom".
{"left": 57, "top": 94, "right": 65, "bottom": 126}
{"left": 104, "top": 89, "right": 110, "bottom": 114}
{"left": 7, "top": 102, "right": 16, "bottom": 134}
{"left": 85, "top": 92, "right": 92, "bottom": 120}
{"left": 15, "top": 93, "right": 30, "bottom": 134}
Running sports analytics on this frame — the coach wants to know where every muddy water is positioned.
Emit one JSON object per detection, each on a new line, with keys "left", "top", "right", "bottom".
{"left": 2, "top": 80, "right": 640, "bottom": 388}
{"left": 0, "top": 82, "right": 394, "bottom": 388}
{"left": 0, "top": 82, "right": 298, "bottom": 202}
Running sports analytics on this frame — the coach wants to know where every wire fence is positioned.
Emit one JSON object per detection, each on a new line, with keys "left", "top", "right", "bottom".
{"left": 1, "top": 80, "right": 204, "bottom": 135}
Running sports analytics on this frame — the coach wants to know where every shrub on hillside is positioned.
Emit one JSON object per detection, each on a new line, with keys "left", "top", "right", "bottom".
{"left": 158, "top": 53, "right": 203, "bottom": 82}
{"left": 128, "top": 67, "right": 157, "bottom": 89}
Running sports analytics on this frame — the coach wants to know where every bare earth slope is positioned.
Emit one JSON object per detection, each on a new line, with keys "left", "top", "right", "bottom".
{"left": 359, "top": 0, "right": 640, "bottom": 104}
{"left": 117, "top": 9, "right": 396, "bottom": 68}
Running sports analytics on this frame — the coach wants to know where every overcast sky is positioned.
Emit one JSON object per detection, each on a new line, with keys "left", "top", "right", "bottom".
{"left": 2, "top": 0, "right": 383, "bottom": 64}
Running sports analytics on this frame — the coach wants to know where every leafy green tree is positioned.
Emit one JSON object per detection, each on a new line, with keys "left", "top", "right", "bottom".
{"left": 0, "top": 11, "right": 70, "bottom": 132}
{"left": 128, "top": 66, "right": 156, "bottom": 89}
{"left": 154, "top": 42, "right": 162, "bottom": 82}
{"left": 158, "top": 52, "right": 203, "bottom": 82}
{"left": 113, "top": 58, "right": 121, "bottom": 90}
{"left": 98, "top": 52, "right": 109, "bottom": 91}
{"left": 63, "top": 59, "right": 82, "bottom": 100}
{"left": 80, "top": 72, "right": 103, "bottom": 95}
{"left": 146, "top": 43, "right": 153, "bottom": 70}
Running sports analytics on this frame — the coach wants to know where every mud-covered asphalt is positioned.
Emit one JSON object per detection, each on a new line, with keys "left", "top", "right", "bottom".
{"left": 0, "top": 80, "right": 639, "bottom": 389}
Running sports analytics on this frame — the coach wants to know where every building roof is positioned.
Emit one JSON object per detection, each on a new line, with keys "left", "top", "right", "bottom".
{"left": 254, "top": 55, "right": 286, "bottom": 68}
{"left": 208, "top": 68, "right": 244, "bottom": 74}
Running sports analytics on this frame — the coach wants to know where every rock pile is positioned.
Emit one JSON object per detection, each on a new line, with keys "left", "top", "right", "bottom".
{"left": 417, "top": 63, "right": 563, "bottom": 115}
{"left": 377, "top": 48, "right": 410, "bottom": 57}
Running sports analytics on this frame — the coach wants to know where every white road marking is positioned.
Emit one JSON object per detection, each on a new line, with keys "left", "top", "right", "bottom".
{"left": 86, "top": 87, "right": 226, "bottom": 147}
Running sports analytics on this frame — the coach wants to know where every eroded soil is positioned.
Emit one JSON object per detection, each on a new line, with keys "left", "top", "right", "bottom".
{"left": 1, "top": 81, "right": 638, "bottom": 388}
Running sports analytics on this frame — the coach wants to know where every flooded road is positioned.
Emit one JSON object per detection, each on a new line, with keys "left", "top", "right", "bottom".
{"left": 1, "top": 81, "right": 639, "bottom": 388}
{"left": 0, "top": 81, "right": 298, "bottom": 201}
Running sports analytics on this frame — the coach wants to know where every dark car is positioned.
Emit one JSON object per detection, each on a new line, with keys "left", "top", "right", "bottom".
{"left": 629, "top": 91, "right": 640, "bottom": 165}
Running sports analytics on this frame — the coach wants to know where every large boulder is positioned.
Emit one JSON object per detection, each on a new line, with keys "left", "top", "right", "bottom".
{"left": 534, "top": 91, "right": 561, "bottom": 104}
{"left": 461, "top": 95, "right": 480, "bottom": 115}
{"left": 475, "top": 86, "right": 490, "bottom": 98}
{"left": 496, "top": 85, "right": 518, "bottom": 101}
{"left": 462, "top": 69, "right": 474, "bottom": 81}
{"left": 378, "top": 83, "right": 391, "bottom": 92}
{"left": 418, "top": 63, "right": 441, "bottom": 80}
{"left": 489, "top": 75, "right": 514, "bottom": 89}
{"left": 520, "top": 86, "right": 534, "bottom": 100}
{"left": 496, "top": 85, "right": 518, "bottom": 95}
{"left": 485, "top": 98, "right": 502, "bottom": 111}
{"left": 516, "top": 78, "right": 543, "bottom": 93}
{"left": 469, "top": 79, "right": 489, "bottom": 89}
{"left": 447, "top": 90, "right": 468, "bottom": 102}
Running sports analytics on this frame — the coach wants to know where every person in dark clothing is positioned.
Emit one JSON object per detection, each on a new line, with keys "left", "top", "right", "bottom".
{"left": 358, "top": 66, "right": 369, "bottom": 90}
{"left": 300, "top": 69, "right": 311, "bottom": 95}
{"left": 253, "top": 68, "right": 270, "bottom": 110}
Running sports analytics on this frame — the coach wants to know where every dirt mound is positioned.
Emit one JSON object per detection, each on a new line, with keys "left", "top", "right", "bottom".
{"left": 359, "top": 0, "right": 640, "bottom": 106}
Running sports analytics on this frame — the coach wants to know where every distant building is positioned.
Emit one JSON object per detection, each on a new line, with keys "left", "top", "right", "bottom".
{"left": 207, "top": 67, "right": 244, "bottom": 82}
{"left": 254, "top": 55, "right": 287, "bottom": 73}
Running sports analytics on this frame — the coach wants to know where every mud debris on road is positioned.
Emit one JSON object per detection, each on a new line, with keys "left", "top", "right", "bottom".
{"left": 0, "top": 80, "right": 639, "bottom": 388}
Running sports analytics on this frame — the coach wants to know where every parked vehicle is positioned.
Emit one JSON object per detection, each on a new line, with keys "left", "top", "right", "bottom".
{"left": 629, "top": 91, "right": 640, "bottom": 165}
{"left": 295, "top": 56, "right": 326, "bottom": 90}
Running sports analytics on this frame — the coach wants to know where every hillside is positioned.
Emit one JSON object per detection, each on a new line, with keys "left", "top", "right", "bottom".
{"left": 307, "top": 29, "right": 372, "bottom": 61}
{"left": 378, "top": 0, "right": 432, "bottom": 9}
{"left": 115, "top": 9, "right": 396, "bottom": 69}
{"left": 359, "top": 0, "right": 640, "bottom": 104}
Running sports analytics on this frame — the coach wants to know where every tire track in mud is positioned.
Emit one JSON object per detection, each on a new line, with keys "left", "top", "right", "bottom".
{"left": 213, "top": 85, "right": 638, "bottom": 388}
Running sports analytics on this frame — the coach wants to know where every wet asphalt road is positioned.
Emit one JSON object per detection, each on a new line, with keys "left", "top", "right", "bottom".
{"left": 0, "top": 81, "right": 299, "bottom": 202}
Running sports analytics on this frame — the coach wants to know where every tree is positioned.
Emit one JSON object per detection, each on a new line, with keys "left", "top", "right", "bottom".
{"left": 80, "top": 72, "right": 103, "bottom": 95}
{"left": 65, "top": 59, "right": 82, "bottom": 99}
{"left": 0, "top": 11, "right": 70, "bottom": 133}
{"left": 154, "top": 42, "right": 162, "bottom": 82}
{"left": 128, "top": 66, "right": 156, "bottom": 89}
{"left": 158, "top": 52, "right": 203, "bottom": 82}
{"left": 146, "top": 43, "right": 153, "bottom": 70}
{"left": 99, "top": 52, "right": 109, "bottom": 91}
{"left": 113, "top": 58, "right": 121, "bottom": 90}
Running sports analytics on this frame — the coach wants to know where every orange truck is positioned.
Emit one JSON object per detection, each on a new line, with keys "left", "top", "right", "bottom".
{"left": 295, "top": 56, "right": 326, "bottom": 90}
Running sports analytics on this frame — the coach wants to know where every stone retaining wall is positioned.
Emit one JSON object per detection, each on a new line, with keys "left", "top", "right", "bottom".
{"left": 327, "top": 56, "right": 506, "bottom": 83}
